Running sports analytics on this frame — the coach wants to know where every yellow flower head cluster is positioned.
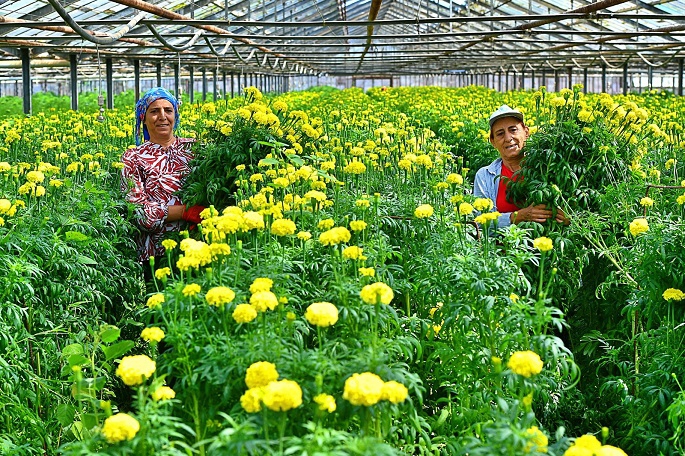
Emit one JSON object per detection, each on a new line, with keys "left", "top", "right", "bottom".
{"left": 245, "top": 361, "right": 279, "bottom": 389}
{"left": 563, "top": 434, "right": 627, "bottom": 456}
{"left": 319, "top": 226, "right": 352, "bottom": 246}
{"left": 380, "top": 380, "right": 409, "bottom": 404}
{"left": 313, "top": 393, "right": 337, "bottom": 412}
{"left": 146, "top": 293, "right": 165, "bottom": 309}
{"left": 629, "top": 218, "right": 649, "bottom": 236}
{"left": 524, "top": 426, "right": 549, "bottom": 454}
{"left": 205, "top": 286, "right": 236, "bottom": 307}
{"left": 140, "top": 327, "right": 165, "bottom": 343}
{"left": 101, "top": 413, "right": 140, "bottom": 444}
{"left": 270, "top": 218, "right": 297, "bottom": 236}
{"left": 240, "top": 387, "right": 264, "bottom": 413}
{"left": 458, "top": 202, "right": 474, "bottom": 216}
{"left": 182, "top": 283, "right": 202, "bottom": 297}
{"left": 161, "top": 239, "right": 177, "bottom": 251}
{"left": 250, "top": 277, "right": 273, "bottom": 294}
{"left": 116, "top": 355, "right": 156, "bottom": 386}
{"left": 342, "top": 372, "right": 384, "bottom": 406}
{"left": 342, "top": 245, "right": 364, "bottom": 260}
{"left": 250, "top": 290, "right": 279, "bottom": 312}
{"left": 359, "top": 267, "right": 375, "bottom": 277}
{"left": 262, "top": 379, "right": 303, "bottom": 412}
{"left": 155, "top": 267, "right": 171, "bottom": 280}
{"left": 177, "top": 239, "right": 212, "bottom": 269}
{"left": 305, "top": 302, "right": 339, "bottom": 327}
{"left": 349, "top": 220, "right": 367, "bottom": 232}
{"left": 297, "top": 231, "right": 312, "bottom": 241}
{"left": 344, "top": 160, "right": 367, "bottom": 174}
{"left": 446, "top": 173, "right": 464, "bottom": 185}
{"left": 639, "top": 197, "right": 654, "bottom": 207}
{"left": 663, "top": 288, "right": 685, "bottom": 301}
{"left": 474, "top": 212, "right": 501, "bottom": 225}
{"left": 507, "top": 350, "right": 544, "bottom": 378}
{"left": 318, "top": 218, "right": 335, "bottom": 230}
{"left": 304, "top": 190, "right": 327, "bottom": 202}
{"left": 473, "top": 197, "right": 494, "bottom": 212}
{"left": 233, "top": 303, "right": 258, "bottom": 323}
{"left": 151, "top": 386, "right": 175, "bottom": 401}
{"left": 414, "top": 204, "right": 434, "bottom": 219}
{"left": 360, "top": 281, "right": 394, "bottom": 305}
{"left": 533, "top": 236, "right": 554, "bottom": 252}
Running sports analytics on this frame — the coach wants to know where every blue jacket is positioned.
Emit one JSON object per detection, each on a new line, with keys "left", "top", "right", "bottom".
{"left": 473, "top": 158, "right": 513, "bottom": 228}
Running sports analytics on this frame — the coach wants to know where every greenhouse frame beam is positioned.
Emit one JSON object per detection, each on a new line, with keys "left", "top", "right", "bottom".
{"left": 21, "top": 48, "right": 31, "bottom": 115}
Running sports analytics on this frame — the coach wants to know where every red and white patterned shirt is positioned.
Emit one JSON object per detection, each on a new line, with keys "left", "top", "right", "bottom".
{"left": 120, "top": 137, "right": 195, "bottom": 261}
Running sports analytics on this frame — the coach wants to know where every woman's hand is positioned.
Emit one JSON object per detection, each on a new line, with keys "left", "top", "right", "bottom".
{"left": 511, "top": 204, "right": 570, "bottom": 225}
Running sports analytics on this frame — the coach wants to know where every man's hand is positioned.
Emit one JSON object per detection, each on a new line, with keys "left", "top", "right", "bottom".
{"left": 512, "top": 204, "right": 553, "bottom": 224}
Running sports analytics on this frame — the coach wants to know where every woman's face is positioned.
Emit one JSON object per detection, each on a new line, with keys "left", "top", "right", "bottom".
{"left": 144, "top": 99, "right": 175, "bottom": 143}
{"left": 489, "top": 116, "right": 529, "bottom": 163}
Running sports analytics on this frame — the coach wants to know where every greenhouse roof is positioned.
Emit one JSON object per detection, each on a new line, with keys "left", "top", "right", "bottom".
{"left": 2, "top": 0, "right": 685, "bottom": 77}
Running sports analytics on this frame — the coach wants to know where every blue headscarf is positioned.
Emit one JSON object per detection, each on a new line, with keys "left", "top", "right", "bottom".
{"left": 134, "top": 87, "right": 180, "bottom": 146}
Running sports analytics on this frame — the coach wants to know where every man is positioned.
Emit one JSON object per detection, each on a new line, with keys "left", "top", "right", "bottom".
{"left": 473, "top": 104, "right": 569, "bottom": 227}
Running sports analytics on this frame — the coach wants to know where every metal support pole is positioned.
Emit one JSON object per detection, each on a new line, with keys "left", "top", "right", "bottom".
{"left": 21, "top": 48, "right": 31, "bottom": 115}
{"left": 222, "top": 71, "right": 227, "bottom": 100}
{"left": 567, "top": 67, "right": 573, "bottom": 89}
{"left": 174, "top": 62, "right": 180, "bottom": 99}
{"left": 648, "top": 66, "right": 653, "bottom": 91}
{"left": 202, "top": 67, "right": 207, "bottom": 101}
{"left": 70, "top": 54, "right": 78, "bottom": 111}
{"left": 134, "top": 59, "right": 141, "bottom": 101}
{"left": 106, "top": 57, "right": 113, "bottom": 109}
{"left": 554, "top": 70, "right": 559, "bottom": 92}
{"left": 541, "top": 68, "right": 547, "bottom": 89}
{"left": 498, "top": 71, "right": 502, "bottom": 92}
{"left": 602, "top": 65, "right": 607, "bottom": 93}
{"left": 231, "top": 73, "right": 235, "bottom": 98}
{"left": 156, "top": 61, "right": 162, "bottom": 87}
{"left": 505, "top": 71, "right": 509, "bottom": 91}
{"left": 531, "top": 69, "right": 536, "bottom": 89}
{"left": 583, "top": 68, "right": 588, "bottom": 93}
{"left": 212, "top": 67, "right": 218, "bottom": 101}
{"left": 189, "top": 65, "right": 194, "bottom": 103}
{"left": 623, "top": 61, "right": 628, "bottom": 96}
{"left": 679, "top": 59, "right": 684, "bottom": 96}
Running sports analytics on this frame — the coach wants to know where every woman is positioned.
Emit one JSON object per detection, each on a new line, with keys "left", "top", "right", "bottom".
{"left": 473, "top": 104, "right": 569, "bottom": 227}
{"left": 120, "top": 87, "right": 204, "bottom": 265}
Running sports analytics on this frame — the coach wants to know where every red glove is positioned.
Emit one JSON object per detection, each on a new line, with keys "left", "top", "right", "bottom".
{"left": 181, "top": 205, "right": 205, "bottom": 224}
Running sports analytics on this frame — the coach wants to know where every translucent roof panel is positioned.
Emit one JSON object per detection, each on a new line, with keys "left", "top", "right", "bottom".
{"left": 1, "top": 0, "right": 685, "bottom": 76}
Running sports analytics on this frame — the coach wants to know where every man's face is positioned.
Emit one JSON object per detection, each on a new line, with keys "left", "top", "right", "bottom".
{"left": 144, "top": 99, "right": 175, "bottom": 140}
{"left": 489, "top": 116, "right": 529, "bottom": 162}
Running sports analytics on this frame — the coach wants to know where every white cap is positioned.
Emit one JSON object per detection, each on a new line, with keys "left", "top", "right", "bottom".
{"left": 489, "top": 104, "right": 524, "bottom": 129}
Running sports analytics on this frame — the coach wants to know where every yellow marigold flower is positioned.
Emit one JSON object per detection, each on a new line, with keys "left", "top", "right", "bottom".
{"left": 0, "top": 162, "right": 10, "bottom": 172}
{"left": 0, "top": 199, "right": 11, "bottom": 214}
{"left": 140, "top": 327, "right": 165, "bottom": 343}
{"left": 663, "top": 288, "right": 685, "bottom": 301}
{"left": 381, "top": 381, "right": 409, "bottom": 404}
{"left": 349, "top": 220, "right": 367, "bottom": 232}
{"left": 572, "top": 435, "right": 602, "bottom": 450}
{"left": 205, "top": 286, "right": 236, "bottom": 307}
{"left": 209, "top": 243, "right": 231, "bottom": 258}
{"left": 522, "top": 392, "right": 533, "bottom": 409}
{"left": 359, "top": 267, "right": 375, "bottom": 277}
{"left": 524, "top": 426, "right": 548, "bottom": 454}
{"left": 101, "top": 413, "right": 140, "bottom": 444}
{"left": 314, "top": 393, "right": 336, "bottom": 413}
{"left": 240, "top": 387, "right": 264, "bottom": 413}
{"left": 250, "top": 277, "right": 273, "bottom": 294}
{"left": 509, "top": 293, "right": 520, "bottom": 303}
{"left": 297, "top": 231, "right": 312, "bottom": 241}
{"left": 146, "top": 293, "right": 165, "bottom": 309}
{"left": 151, "top": 386, "right": 176, "bottom": 401}
{"left": 245, "top": 361, "right": 279, "bottom": 388}
{"left": 233, "top": 303, "right": 258, "bottom": 323}
{"left": 414, "top": 204, "right": 434, "bottom": 219}
{"left": 507, "top": 350, "right": 544, "bottom": 378}
{"left": 344, "top": 160, "right": 367, "bottom": 174}
{"left": 273, "top": 177, "right": 290, "bottom": 188}
{"left": 34, "top": 186, "right": 46, "bottom": 197}
{"left": 398, "top": 159, "right": 412, "bottom": 171}
{"left": 473, "top": 198, "right": 494, "bottom": 211}
{"left": 629, "top": 218, "right": 649, "bottom": 236}
{"left": 356, "top": 198, "right": 371, "bottom": 208}
{"left": 271, "top": 218, "right": 297, "bottom": 236}
{"left": 342, "top": 245, "right": 364, "bottom": 260}
{"left": 26, "top": 170, "right": 45, "bottom": 183}
{"left": 319, "top": 226, "right": 351, "bottom": 246}
{"left": 242, "top": 211, "right": 265, "bottom": 230}
{"left": 154, "top": 267, "right": 171, "bottom": 280}
{"left": 236, "top": 164, "right": 246, "bottom": 171}
{"left": 272, "top": 100, "right": 288, "bottom": 112}
{"left": 304, "top": 190, "right": 327, "bottom": 202}
{"left": 262, "top": 379, "right": 303, "bottom": 412}
{"left": 595, "top": 445, "right": 628, "bottom": 456}
{"left": 665, "top": 158, "right": 677, "bottom": 170}
{"left": 305, "top": 302, "right": 339, "bottom": 327}
{"left": 360, "top": 282, "right": 394, "bottom": 305}
{"left": 458, "top": 202, "right": 474, "bottom": 216}
{"left": 533, "top": 236, "right": 554, "bottom": 252}
{"left": 250, "top": 290, "right": 279, "bottom": 312}
{"left": 0, "top": 217, "right": 4, "bottom": 226}
{"left": 550, "top": 96, "right": 566, "bottom": 107}
{"left": 116, "top": 355, "right": 156, "bottom": 386}
{"left": 318, "top": 218, "right": 335, "bottom": 230}
{"left": 343, "top": 372, "right": 384, "bottom": 406}
{"left": 677, "top": 194, "right": 685, "bottom": 205}
{"left": 182, "top": 283, "right": 202, "bottom": 297}
{"left": 161, "top": 239, "right": 177, "bottom": 251}
{"left": 639, "top": 197, "right": 654, "bottom": 207}
{"left": 249, "top": 173, "right": 263, "bottom": 183}
{"left": 446, "top": 173, "right": 464, "bottom": 185}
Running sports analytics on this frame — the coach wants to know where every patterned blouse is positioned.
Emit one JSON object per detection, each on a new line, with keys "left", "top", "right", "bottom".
{"left": 120, "top": 137, "right": 195, "bottom": 262}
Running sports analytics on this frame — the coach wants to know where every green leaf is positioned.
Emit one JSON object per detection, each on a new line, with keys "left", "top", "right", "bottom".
{"left": 102, "top": 340, "right": 134, "bottom": 361}
{"left": 100, "top": 327, "right": 121, "bottom": 344}
{"left": 62, "top": 343, "right": 84, "bottom": 358}
{"left": 258, "top": 158, "right": 280, "bottom": 166}
{"left": 67, "top": 354, "right": 89, "bottom": 367}
{"left": 76, "top": 255, "right": 97, "bottom": 265}
{"left": 55, "top": 404, "right": 76, "bottom": 427}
